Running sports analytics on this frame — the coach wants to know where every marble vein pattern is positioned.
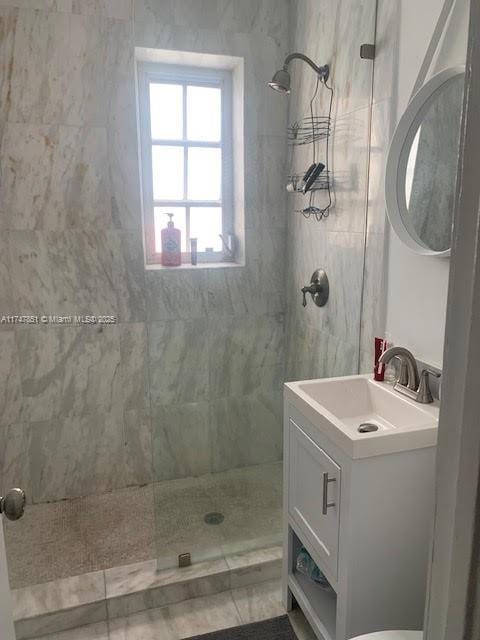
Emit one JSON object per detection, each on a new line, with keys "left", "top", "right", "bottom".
{"left": 209, "top": 393, "right": 283, "bottom": 472}
{"left": 208, "top": 313, "right": 285, "bottom": 398}
{"left": 152, "top": 402, "right": 212, "bottom": 481}
{"left": 226, "top": 546, "right": 282, "bottom": 589}
{"left": 105, "top": 557, "right": 231, "bottom": 620}
{"left": 0, "top": 330, "right": 23, "bottom": 424}
{"left": 133, "top": 0, "right": 289, "bottom": 46}
{"left": 0, "top": 422, "right": 31, "bottom": 500}
{"left": 30, "top": 622, "right": 110, "bottom": 640}
{"left": 28, "top": 412, "right": 126, "bottom": 502}
{"left": 13, "top": 571, "right": 105, "bottom": 621}
{"left": 6, "top": 9, "right": 132, "bottom": 127}
{"left": 1, "top": 123, "right": 112, "bottom": 230}
{"left": 231, "top": 579, "right": 284, "bottom": 625}
{"left": 16, "top": 324, "right": 122, "bottom": 422}
{"left": 8, "top": 230, "right": 146, "bottom": 321}
{"left": 148, "top": 319, "right": 210, "bottom": 408}
{"left": 108, "top": 590, "right": 241, "bottom": 640}
{"left": 15, "top": 543, "right": 285, "bottom": 639}
{"left": 13, "top": 570, "right": 107, "bottom": 640}
{"left": 30, "top": 622, "right": 109, "bottom": 640}
{"left": 15, "top": 602, "right": 107, "bottom": 640}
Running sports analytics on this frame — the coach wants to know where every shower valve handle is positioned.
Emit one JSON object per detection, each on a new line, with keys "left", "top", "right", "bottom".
{"left": 302, "top": 284, "right": 320, "bottom": 307}
{"left": 301, "top": 270, "right": 330, "bottom": 308}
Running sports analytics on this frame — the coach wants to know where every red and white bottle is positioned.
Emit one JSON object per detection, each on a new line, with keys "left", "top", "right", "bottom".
{"left": 161, "top": 213, "right": 181, "bottom": 267}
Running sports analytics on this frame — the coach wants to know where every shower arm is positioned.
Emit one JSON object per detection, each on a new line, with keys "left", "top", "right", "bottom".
{"left": 283, "top": 53, "right": 329, "bottom": 80}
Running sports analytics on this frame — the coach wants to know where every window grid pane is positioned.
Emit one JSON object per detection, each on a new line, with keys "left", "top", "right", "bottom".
{"left": 147, "top": 76, "right": 227, "bottom": 260}
{"left": 187, "top": 85, "right": 222, "bottom": 142}
{"left": 152, "top": 145, "right": 185, "bottom": 201}
{"left": 150, "top": 83, "right": 183, "bottom": 140}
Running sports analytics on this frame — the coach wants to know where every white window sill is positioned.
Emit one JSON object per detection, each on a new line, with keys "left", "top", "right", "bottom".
{"left": 144, "top": 261, "right": 244, "bottom": 271}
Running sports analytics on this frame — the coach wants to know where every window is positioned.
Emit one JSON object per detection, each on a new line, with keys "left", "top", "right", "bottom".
{"left": 137, "top": 62, "right": 234, "bottom": 266}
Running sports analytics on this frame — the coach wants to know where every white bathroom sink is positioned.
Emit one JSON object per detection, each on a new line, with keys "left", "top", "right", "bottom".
{"left": 284, "top": 374, "right": 439, "bottom": 458}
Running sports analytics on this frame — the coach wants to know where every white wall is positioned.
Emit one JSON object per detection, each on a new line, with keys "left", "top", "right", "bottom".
{"left": 383, "top": 0, "right": 470, "bottom": 368}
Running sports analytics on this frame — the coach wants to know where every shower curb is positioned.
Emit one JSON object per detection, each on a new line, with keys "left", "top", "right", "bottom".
{"left": 13, "top": 546, "right": 282, "bottom": 639}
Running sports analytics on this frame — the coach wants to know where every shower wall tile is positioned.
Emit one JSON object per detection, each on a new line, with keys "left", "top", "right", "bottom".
{"left": 15, "top": 322, "right": 149, "bottom": 424}
{"left": 0, "top": 7, "right": 17, "bottom": 139}
{"left": 119, "top": 323, "right": 150, "bottom": 413}
{"left": 0, "top": 123, "right": 112, "bottom": 230}
{"left": 205, "top": 264, "right": 283, "bottom": 319}
{"left": 289, "top": 0, "right": 376, "bottom": 119}
{"left": 209, "top": 391, "right": 283, "bottom": 473}
{"left": 133, "top": 0, "right": 289, "bottom": 45}
{"left": 360, "top": 231, "right": 388, "bottom": 356}
{"left": 285, "top": 228, "right": 364, "bottom": 346}
{"left": 371, "top": 0, "right": 401, "bottom": 104}
{"left": 0, "top": 423, "right": 31, "bottom": 500}
{"left": 145, "top": 271, "right": 209, "bottom": 322}
{"left": 123, "top": 409, "right": 153, "bottom": 487}
{"left": 208, "top": 314, "right": 284, "bottom": 399}
{"left": 6, "top": 9, "right": 132, "bottom": 127}
{"left": 0, "top": 331, "right": 23, "bottom": 425}
{"left": 333, "top": 0, "right": 377, "bottom": 117}
{"left": 16, "top": 325, "right": 122, "bottom": 423}
{"left": 0, "top": 1, "right": 72, "bottom": 10}
{"left": 366, "top": 98, "right": 394, "bottom": 234}
{"left": 148, "top": 319, "right": 210, "bottom": 409}
{"left": 285, "top": 317, "right": 359, "bottom": 383}
{"left": 7, "top": 231, "right": 58, "bottom": 315}
{"left": 71, "top": 0, "right": 133, "bottom": 20}
{"left": 0, "top": 1, "right": 132, "bottom": 19}
{"left": 152, "top": 402, "right": 211, "bottom": 482}
{"left": 328, "top": 107, "right": 371, "bottom": 232}
{"left": 8, "top": 230, "right": 146, "bottom": 321}
{"left": 107, "top": 104, "right": 143, "bottom": 232}
{"left": 245, "top": 134, "right": 288, "bottom": 231}
{"left": 28, "top": 412, "right": 126, "bottom": 502}
{"left": 358, "top": 100, "right": 392, "bottom": 358}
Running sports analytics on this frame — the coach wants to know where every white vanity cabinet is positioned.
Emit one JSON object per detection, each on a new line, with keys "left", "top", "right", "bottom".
{"left": 283, "top": 400, "right": 436, "bottom": 640}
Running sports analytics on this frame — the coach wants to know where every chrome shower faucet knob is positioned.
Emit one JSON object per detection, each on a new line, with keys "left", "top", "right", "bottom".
{"left": 301, "top": 269, "right": 330, "bottom": 308}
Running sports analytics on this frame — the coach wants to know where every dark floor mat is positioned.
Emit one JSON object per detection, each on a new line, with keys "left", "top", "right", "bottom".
{"left": 185, "top": 616, "right": 297, "bottom": 640}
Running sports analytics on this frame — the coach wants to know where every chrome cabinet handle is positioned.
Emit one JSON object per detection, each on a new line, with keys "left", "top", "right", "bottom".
{"left": 322, "top": 472, "right": 336, "bottom": 515}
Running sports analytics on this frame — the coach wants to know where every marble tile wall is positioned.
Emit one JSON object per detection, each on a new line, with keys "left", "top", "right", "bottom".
{"left": 285, "top": 0, "right": 387, "bottom": 382}
{"left": 0, "top": 0, "right": 290, "bottom": 504}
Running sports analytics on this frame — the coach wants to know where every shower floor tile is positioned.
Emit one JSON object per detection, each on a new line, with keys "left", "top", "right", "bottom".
{"left": 4, "top": 462, "right": 282, "bottom": 590}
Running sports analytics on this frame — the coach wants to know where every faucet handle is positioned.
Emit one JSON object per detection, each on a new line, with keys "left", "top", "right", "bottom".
{"left": 417, "top": 369, "right": 441, "bottom": 404}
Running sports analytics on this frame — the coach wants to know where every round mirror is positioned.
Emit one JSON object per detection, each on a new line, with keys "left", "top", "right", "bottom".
{"left": 385, "top": 67, "right": 465, "bottom": 257}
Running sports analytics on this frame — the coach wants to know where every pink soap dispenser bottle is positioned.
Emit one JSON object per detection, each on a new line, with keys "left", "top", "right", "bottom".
{"left": 161, "top": 213, "right": 181, "bottom": 267}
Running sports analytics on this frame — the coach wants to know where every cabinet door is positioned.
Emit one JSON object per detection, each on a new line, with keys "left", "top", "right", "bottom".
{"left": 288, "top": 419, "right": 341, "bottom": 578}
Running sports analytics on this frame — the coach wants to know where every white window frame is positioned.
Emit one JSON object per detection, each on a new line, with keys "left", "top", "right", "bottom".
{"left": 137, "top": 62, "right": 234, "bottom": 265}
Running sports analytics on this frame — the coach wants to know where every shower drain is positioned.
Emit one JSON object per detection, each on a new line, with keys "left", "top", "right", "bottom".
{"left": 204, "top": 512, "right": 225, "bottom": 525}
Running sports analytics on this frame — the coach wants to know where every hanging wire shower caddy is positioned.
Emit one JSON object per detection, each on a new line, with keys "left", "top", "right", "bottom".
{"left": 287, "top": 78, "right": 334, "bottom": 220}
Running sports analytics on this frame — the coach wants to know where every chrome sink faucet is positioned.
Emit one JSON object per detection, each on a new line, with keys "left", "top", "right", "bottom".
{"left": 378, "top": 346, "right": 440, "bottom": 404}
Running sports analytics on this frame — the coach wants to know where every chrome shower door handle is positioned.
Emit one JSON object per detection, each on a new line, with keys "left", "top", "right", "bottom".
{"left": 322, "top": 472, "right": 336, "bottom": 515}
{"left": 0, "top": 488, "right": 26, "bottom": 521}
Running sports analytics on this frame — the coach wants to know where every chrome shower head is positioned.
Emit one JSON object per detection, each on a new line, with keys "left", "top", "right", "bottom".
{"left": 268, "top": 53, "right": 329, "bottom": 95}
{"left": 268, "top": 67, "right": 291, "bottom": 94}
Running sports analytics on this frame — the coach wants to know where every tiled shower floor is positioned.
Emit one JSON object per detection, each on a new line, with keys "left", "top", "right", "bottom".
{"left": 4, "top": 462, "right": 282, "bottom": 590}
